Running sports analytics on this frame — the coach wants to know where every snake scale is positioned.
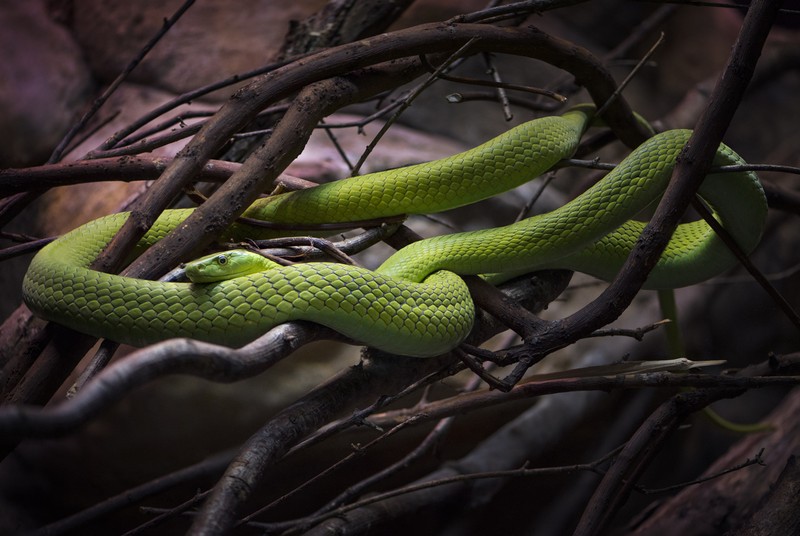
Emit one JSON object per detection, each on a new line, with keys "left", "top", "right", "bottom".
{"left": 22, "top": 107, "right": 767, "bottom": 356}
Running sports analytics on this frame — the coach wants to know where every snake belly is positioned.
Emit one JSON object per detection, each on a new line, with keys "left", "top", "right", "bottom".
{"left": 22, "top": 108, "right": 767, "bottom": 356}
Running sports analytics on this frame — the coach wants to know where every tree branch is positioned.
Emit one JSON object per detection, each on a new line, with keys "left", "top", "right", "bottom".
{"left": 502, "top": 0, "right": 783, "bottom": 387}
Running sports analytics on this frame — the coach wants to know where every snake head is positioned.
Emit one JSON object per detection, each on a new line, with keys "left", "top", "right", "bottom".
{"left": 184, "top": 249, "right": 277, "bottom": 283}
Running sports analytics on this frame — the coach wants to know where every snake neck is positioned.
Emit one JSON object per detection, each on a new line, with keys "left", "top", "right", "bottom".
{"left": 241, "top": 112, "right": 593, "bottom": 227}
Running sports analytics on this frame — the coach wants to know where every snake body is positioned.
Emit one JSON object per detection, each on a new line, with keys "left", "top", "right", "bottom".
{"left": 22, "top": 108, "right": 767, "bottom": 356}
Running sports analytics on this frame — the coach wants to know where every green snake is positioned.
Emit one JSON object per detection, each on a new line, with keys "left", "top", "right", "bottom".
{"left": 22, "top": 106, "right": 767, "bottom": 357}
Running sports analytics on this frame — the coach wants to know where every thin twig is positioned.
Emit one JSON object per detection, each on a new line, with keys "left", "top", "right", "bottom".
{"left": 236, "top": 416, "right": 425, "bottom": 527}
{"left": 66, "top": 340, "right": 120, "bottom": 397}
{"left": 637, "top": 449, "right": 766, "bottom": 495}
{"left": 256, "top": 455, "right": 619, "bottom": 533}
{"left": 587, "top": 319, "right": 671, "bottom": 341}
{"left": 48, "top": 0, "right": 197, "bottom": 163}
{"left": 595, "top": 31, "right": 665, "bottom": 119}
{"left": 691, "top": 198, "right": 800, "bottom": 331}
{"left": 349, "top": 37, "right": 480, "bottom": 176}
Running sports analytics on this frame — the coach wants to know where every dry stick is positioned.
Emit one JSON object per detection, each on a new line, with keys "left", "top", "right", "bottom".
{"left": 691, "top": 198, "right": 800, "bottom": 329}
{"left": 93, "top": 105, "right": 292, "bottom": 159}
{"left": 428, "top": 66, "right": 568, "bottom": 103}
{"left": 638, "top": 449, "right": 766, "bottom": 495}
{"left": 530, "top": 4, "right": 676, "bottom": 112}
{"left": 594, "top": 31, "right": 665, "bottom": 118}
{"left": 306, "top": 375, "right": 481, "bottom": 518}
{"left": 350, "top": 37, "right": 480, "bottom": 176}
{"left": 25, "top": 451, "right": 234, "bottom": 536}
{"left": 501, "top": 0, "right": 782, "bottom": 388}
{"left": 94, "top": 58, "right": 301, "bottom": 152}
{"left": 606, "top": 4, "right": 676, "bottom": 60}
{"left": 445, "top": 90, "right": 560, "bottom": 111}
{"left": 452, "top": 0, "right": 588, "bottom": 24}
{"left": 274, "top": 456, "right": 618, "bottom": 534}
{"left": 124, "top": 491, "right": 211, "bottom": 536}
{"left": 485, "top": 52, "right": 514, "bottom": 121}
{"left": 243, "top": 224, "right": 401, "bottom": 263}
{"left": 575, "top": 388, "right": 749, "bottom": 536}
{"left": 0, "top": 192, "right": 34, "bottom": 228}
{"left": 48, "top": 0, "right": 197, "bottom": 164}
{"left": 0, "top": 157, "right": 242, "bottom": 196}
{"left": 285, "top": 446, "right": 767, "bottom": 534}
{"left": 571, "top": 2, "right": 784, "bottom": 534}
{"left": 319, "top": 118, "right": 355, "bottom": 171}
{"left": 92, "top": 122, "right": 205, "bottom": 159}
{"left": 0, "top": 238, "right": 54, "bottom": 261}
{"left": 66, "top": 339, "right": 119, "bottom": 397}
{"left": 235, "top": 415, "right": 426, "bottom": 527}
{"left": 365, "top": 372, "right": 798, "bottom": 429}
{"left": 112, "top": 109, "right": 214, "bottom": 148}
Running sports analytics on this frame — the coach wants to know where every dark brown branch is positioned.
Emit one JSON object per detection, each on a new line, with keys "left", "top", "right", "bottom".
{"left": 502, "top": 0, "right": 783, "bottom": 387}
{"left": 629, "top": 375, "right": 800, "bottom": 534}
{"left": 104, "top": 22, "right": 648, "bottom": 282}
{"left": 573, "top": 387, "right": 746, "bottom": 536}
{"left": 572, "top": 3, "right": 785, "bottom": 533}
{"left": 0, "top": 157, "right": 238, "bottom": 196}
{"left": 367, "top": 371, "right": 798, "bottom": 429}
{"left": 451, "top": 0, "right": 588, "bottom": 24}
{"left": 0, "top": 323, "right": 336, "bottom": 442}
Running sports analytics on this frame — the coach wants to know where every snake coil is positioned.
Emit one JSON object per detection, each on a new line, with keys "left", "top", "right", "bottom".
{"left": 22, "top": 107, "right": 767, "bottom": 356}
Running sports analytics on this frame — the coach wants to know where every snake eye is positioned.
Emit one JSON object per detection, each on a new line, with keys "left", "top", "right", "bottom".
{"left": 217, "top": 255, "right": 227, "bottom": 265}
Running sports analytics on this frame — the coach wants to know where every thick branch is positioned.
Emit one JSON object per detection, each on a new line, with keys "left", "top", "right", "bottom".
{"left": 0, "top": 157, "right": 238, "bottom": 196}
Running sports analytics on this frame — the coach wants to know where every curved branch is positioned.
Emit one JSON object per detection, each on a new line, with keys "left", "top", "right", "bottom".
{"left": 0, "top": 157, "right": 316, "bottom": 197}
{"left": 0, "top": 323, "right": 335, "bottom": 442}
{"left": 107, "top": 22, "right": 648, "bottom": 282}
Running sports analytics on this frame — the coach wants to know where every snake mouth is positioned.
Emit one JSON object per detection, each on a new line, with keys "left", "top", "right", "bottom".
{"left": 188, "top": 268, "right": 253, "bottom": 284}
{"left": 184, "top": 250, "right": 274, "bottom": 283}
